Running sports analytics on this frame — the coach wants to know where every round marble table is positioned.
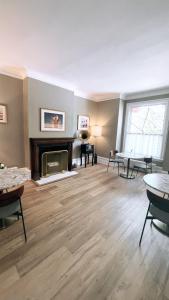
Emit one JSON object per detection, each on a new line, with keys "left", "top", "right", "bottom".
{"left": 143, "top": 173, "right": 169, "bottom": 235}
{"left": 0, "top": 167, "right": 30, "bottom": 228}
{"left": 0, "top": 167, "right": 31, "bottom": 191}
{"left": 117, "top": 152, "right": 144, "bottom": 179}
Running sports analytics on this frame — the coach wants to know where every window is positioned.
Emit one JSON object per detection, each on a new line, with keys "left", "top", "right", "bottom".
{"left": 123, "top": 100, "right": 169, "bottom": 159}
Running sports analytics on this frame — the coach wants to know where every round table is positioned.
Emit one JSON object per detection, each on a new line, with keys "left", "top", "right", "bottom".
{"left": 0, "top": 167, "right": 30, "bottom": 191}
{"left": 0, "top": 167, "right": 30, "bottom": 228}
{"left": 117, "top": 152, "right": 144, "bottom": 179}
{"left": 143, "top": 173, "right": 169, "bottom": 235}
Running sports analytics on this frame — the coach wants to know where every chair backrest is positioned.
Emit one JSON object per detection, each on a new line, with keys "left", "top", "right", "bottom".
{"left": 110, "top": 149, "right": 118, "bottom": 157}
{"left": 144, "top": 157, "right": 152, "bottom": 164}
{"left": 0, "top": 185, "right": 24, "bottom": 207}
{"left": 147, "top": 189, "right": 169, "bottom": 213}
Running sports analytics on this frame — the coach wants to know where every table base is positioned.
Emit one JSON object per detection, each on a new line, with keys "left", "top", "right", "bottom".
{"left": 120, "top": 173, "right": 135, "bottom": 180}
{"left": 153, "top": 220, "right": 169, "bottom": 236}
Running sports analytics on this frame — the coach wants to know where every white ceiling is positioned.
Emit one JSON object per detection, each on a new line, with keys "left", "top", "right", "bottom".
{"left": 1, "top": 0, "right": 169, "bottom": 101}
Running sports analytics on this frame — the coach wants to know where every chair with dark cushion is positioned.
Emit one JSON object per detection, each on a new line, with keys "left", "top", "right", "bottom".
{"left": 0, "top": 185, "right": 27, "bottom": 242}
{"left": 132, "top": 156, "right": 156, "bottom": 176}
{"left": 107, "top": 150, "right": 124, "bottom": 175}
{"left": 139, "top": 189, "right": 169, "bottom": 246}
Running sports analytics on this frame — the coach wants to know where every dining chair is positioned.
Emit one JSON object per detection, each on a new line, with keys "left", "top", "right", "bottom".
{"left": 107, "top": 150, "right": 124, "bottom": 175}
{"left": 0, "top": 185, "right": 27, "bottom": 242}
{"left": 131, "top": 157, "right": 155, "bottom": 177}
{"left": 139, "top": 189, "right": 169, "bottom": 246}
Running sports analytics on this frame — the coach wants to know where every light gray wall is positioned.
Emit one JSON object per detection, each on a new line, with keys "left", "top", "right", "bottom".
{"left": 25, "top": 78, "right": 97, "bottom": 163}
{"left": 0, "top": 75, "right": 24, "bottom": 167}
{"left": 96, "top": 99, "right": 120, "bottom": 157}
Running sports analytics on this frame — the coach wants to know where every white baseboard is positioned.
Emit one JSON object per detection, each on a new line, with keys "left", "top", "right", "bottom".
{"left": 97, "top": 156, "right": 109, "bottom": 165}
{"left": 72, "top": 157, "right": 84, "bottom": 166}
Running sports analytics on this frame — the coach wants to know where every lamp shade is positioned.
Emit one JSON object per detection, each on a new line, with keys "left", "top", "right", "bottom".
{"left": 92, "top": 125, "right": 102, "bottom": 137}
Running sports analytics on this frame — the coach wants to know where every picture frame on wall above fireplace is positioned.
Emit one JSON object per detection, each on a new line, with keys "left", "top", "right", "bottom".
{"left": 0, "top": 104, "right": 7, "bottom": 124}
{"left": 77, "top": 115, "right": 90, "bottom": 130}
{"left": 41, "top": 108, "right": 65, "bottom": 131}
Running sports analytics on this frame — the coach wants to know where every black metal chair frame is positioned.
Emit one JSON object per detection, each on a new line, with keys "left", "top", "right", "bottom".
{"left": 107, "top": 150, "right": 124, "bottom": 175}
{"left": 0, "top": 186, "right": 27, "bottom": 242}
{"left": 131, "top": 157, "right": 153, "bottom": 177}
{"left": 139, "top": 189, "right": 169, "bottom": 246}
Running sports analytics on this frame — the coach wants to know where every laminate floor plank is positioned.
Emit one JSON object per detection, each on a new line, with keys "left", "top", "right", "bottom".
{"left": 0, "top": 165, "right": 169, "bottom": 300}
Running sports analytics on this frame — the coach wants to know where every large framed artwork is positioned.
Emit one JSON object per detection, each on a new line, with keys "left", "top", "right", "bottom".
{"left": 0, "top": 104, "right": 7, "bottom": 124}
{"left": 77, "top": 115, "right": 90, "bottom": 130}
{"left": 41, "top": 108, "right": 65, "bottom": 131}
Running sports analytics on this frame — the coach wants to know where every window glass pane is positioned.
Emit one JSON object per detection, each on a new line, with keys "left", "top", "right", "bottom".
{"left": 128, "top": 104, "right": 166, "bottom": 134}
{"left": 124, "top": 101, "right": 168, "bottom": 159}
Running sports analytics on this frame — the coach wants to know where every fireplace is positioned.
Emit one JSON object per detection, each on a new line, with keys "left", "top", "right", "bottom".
{"left": 42, "top": 150, "right": 68, "bottom": 177}
{"left": 30, "top": 138, "right": 74, "bottom": 180}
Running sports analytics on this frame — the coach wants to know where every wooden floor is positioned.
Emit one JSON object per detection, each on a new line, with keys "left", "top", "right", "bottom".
{"left": 0, "top": 165, "right": 169, "bottom": 300}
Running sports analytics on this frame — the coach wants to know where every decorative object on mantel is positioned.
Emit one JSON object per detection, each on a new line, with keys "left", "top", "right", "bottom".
{"left": 77, "top": 130, "right": 90, "bottom": 144}
{"left": 0, "top": 104, "right": 7, "bottom": 124}
{"left": 41, "top": 108, "right": 65, "bottom": 131}
{"left": 92, "top": 125, "right": 102, "bottom": 164}
{"left": 77, "top": 115, "right": 90, "bottom": 130}
{"left": 0, "top": 163, "right": 5, "bottom": 169}
{"left": 0, "top": 167, "right": 31, "bottom": 191}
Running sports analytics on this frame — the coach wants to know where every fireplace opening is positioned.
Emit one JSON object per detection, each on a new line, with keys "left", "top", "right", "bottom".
{"left": 41, "top": 150, "right": 68, "bottom": 177}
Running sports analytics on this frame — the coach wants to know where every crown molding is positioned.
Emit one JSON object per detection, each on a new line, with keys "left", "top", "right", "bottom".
{"left": 121, "top": 86, "right": 169, "bottom": 100}
{"left": 0, "top": 69, "right": 25, "bottom": 80}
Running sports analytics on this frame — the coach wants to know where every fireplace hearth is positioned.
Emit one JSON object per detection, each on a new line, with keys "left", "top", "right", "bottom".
{"left": 30, "top": 138, "right": 74, "bottom": 180}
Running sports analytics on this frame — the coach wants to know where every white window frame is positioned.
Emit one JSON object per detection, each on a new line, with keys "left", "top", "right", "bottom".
{"left": 123, "top": 99, "right": 169, "bottom": 160}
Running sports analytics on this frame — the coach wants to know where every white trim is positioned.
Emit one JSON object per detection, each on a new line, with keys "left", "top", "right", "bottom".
{"left": 97, "top": 156, "right": 109, "bottom": 165}
{"left": 0, "top": 70, "right": 25, "bottom": 80}
{"left": 34, "top": 171, "right": 78, "bottom": 186}
{"left": 72, "top": 157, "right": 85, "bottom": 166}
{"left": 121, "top": 86, "right": 169, "bottom": 100}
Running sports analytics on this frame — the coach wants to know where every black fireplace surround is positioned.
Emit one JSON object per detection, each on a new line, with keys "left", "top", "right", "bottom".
{"left": 30, "top": 138, "right": 74, "bottom": 180}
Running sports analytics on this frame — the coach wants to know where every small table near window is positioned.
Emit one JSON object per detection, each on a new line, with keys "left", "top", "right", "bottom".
{"left": 117, "top": 152, "right": 144, "bottom": 179}
{"left": 80, "top": 144, "right": 94, "bottom": 168}
{"left": 143, "top": 173, "right": 169, "bottom": 235}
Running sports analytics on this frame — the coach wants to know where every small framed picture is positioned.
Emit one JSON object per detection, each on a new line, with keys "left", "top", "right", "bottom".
{"left": 41, "top": 108, "right": 65, "bottom": 131}
{"left": 77, "top": 115, "right": 90, "bottom": 130}
{"left": 0, "top": 104, "right": 7, "bottom": 123}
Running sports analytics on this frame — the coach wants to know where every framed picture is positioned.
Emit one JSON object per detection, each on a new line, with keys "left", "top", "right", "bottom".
{"left": 0, "top": 104, "right": 7, "bottom": 123}
{"left": 41, "top": 108, "right": 65, "bottom": 131}
{"left": 77, "top": 115, "right": 90, "bottom": 130}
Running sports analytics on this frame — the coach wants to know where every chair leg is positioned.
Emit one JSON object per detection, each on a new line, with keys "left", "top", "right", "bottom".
{"left": 19, "top": 199, "right": 27, "bottom": 242}
{"left": 118, "top": 163, "right": 119, "bottom": 176}
{"left": 1, "top": 218, "right": 6, "bottom": 228}
{"left": 107, "top": 161, "right": 110, "bottom": 172}
{"left": 139, "top": 204, "right": 150, "bottom": 246}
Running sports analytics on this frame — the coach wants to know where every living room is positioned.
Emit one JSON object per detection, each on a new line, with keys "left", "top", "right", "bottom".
{"left": 0, "top": 1, "right": 169, "bottom": 300}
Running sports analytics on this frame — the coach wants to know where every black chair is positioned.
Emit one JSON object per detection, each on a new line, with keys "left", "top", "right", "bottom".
{"left": 0, "top": 185, "right": 27, "bottom": 242}
{"left": 131, "top": 157, "right": 155, "bottom": 176}
{"left": 107, "top": 150, "right": 124, "bottom": 175}
{"left": 139, "top": 189, "right": 169, "bottom": 246}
